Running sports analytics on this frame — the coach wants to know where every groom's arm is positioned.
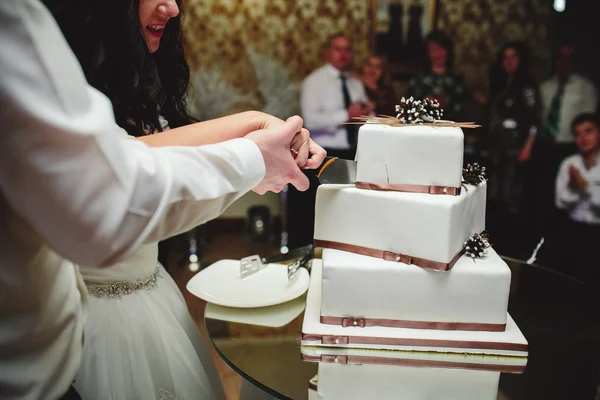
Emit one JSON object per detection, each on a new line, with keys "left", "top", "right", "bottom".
{"left": 0, "top": 0, "right": 265, "bottom": 267}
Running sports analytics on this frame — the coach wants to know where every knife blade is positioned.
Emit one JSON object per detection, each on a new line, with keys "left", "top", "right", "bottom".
{"left": 316, "top": 157, "right": 357, "bottom": 184}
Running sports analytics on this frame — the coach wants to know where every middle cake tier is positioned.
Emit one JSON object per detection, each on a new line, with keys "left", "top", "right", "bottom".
{"left": 314, "top": 182, "right": 486, "bottom": 269}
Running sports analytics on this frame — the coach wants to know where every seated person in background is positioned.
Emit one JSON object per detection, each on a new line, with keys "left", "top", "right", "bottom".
{"left": 406, "top": 30, "right": 466, "bottom": 121}
{"left": 554, "top": 113, "right": 600, "bottom": 283}
{"left": 358, "top": 54, "right": 397, "bottom": 116}
{"left": 534, "top": 43, "right": 598, "bottom": 232}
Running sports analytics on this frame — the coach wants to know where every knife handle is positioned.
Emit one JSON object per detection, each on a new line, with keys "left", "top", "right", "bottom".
{"left": 262, "top": 244, "right": 314, "bottom": 264}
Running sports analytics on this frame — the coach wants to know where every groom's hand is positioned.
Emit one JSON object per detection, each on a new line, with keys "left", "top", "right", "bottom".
{"left": 246, "top": 116, "right": 311, "bottom": 194}
{"left": 250, "top": 112, "right": 325, "bottom": 169}
{"left": 289, "top": 122, "right": 326, "bottom": 169}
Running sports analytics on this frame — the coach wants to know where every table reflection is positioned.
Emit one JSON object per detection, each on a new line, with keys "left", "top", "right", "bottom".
{"left": 305, "top": 349, "right": 521, "bottom": 400}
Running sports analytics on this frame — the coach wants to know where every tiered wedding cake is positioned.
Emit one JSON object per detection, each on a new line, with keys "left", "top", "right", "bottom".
{"left": 302, "top": 99, "right": 528, "bottom": 358}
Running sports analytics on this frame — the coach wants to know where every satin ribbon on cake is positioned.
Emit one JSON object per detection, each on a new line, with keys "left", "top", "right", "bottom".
{"left": 356, "top": 182, "right": 461, "bottom": 196}
{"left": 313, "top": 239, "right": 465, "bottom": 271}
{"left": 320, "top": 316, "right": 506, "bottom": 332}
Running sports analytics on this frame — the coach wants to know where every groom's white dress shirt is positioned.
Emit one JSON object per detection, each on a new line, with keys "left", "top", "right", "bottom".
{"left": 0, "top": 1, "right": 266, "bottom": 398}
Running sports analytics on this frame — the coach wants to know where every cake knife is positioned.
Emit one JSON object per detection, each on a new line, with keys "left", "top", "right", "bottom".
{"left": 316, "top": 157, "right": 357, "bottom": 185}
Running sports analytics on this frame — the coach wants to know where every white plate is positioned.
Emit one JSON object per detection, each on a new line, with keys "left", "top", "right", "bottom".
{"left": 205, "top": 294, "right": 306, "bottom": 327}
{"left": 186, "top": 259, "right": 310, "bottom": 308}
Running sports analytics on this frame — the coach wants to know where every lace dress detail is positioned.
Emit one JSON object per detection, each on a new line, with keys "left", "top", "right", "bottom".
{"left": 159, "top": 388, "right": 178, "bottom": 400}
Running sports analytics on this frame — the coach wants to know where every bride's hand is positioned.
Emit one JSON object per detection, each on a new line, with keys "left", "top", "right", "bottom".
{"left": 292, "top": 137, "right": 326, "bottom": 169}
{"left": 289, "top": 124, "right": 326, "bottom": 169}
{"left": 251, "top": 112, "right": 286, "bottom": 130}
{"left": 247, "top": 116, "right": 310, "bottom": 193}
{"left": 255, "top": 114, "right": 326, "bottom": 170}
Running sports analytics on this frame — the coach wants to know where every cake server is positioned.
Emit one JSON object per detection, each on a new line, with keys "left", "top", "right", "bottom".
{"left": 240, "top": 244, "right": 314, "bottom": 279}
{"left": 316, "top": 156, "right": 357, "bottom": 184}
{"left": 286, "top": 254, "right": 313, "bottom": 281}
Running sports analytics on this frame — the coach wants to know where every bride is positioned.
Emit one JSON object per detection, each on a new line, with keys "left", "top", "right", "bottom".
{"left": 44, "top": 0, "right": 324, "bottom": 399}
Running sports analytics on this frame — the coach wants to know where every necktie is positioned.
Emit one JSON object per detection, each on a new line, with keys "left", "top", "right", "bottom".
{"left": 340, "top": 74, "right": 358, "bottom": 147}
{"left": 546, "top": 81, "right": 565, "bottom": 138}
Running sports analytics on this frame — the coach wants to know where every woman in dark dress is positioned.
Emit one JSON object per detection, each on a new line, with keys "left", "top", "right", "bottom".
{"left": 406, "top": 31, "right": 466, "bottom": 121}
{"left": 488, "top": 41, "right": 541, "bottom": 214}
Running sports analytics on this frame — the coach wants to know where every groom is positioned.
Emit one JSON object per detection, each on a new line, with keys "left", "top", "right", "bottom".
{"left": 0, "top": 1, "right": 324, "bottom": 399}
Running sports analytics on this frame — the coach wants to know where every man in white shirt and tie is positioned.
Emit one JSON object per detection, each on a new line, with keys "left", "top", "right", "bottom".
{"left": 0, "top": 1, "right": 324, "bottom": 399}
{"left": 540, "top": 44, "right": 598, "bottom": 157}
{"left": 532, "top": 43, "right": 598, "bottom": 232}
{"left": 287, "top": 33, "right": 372, "bottom": 248}
{"left": 554, "top": 113, "right": 600, "bottom": 283}
{"left": 301, "top": 33, "right": 372, "bottom": 160}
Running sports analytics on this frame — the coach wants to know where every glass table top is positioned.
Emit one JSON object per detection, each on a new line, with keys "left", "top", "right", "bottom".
{"left": 204, "top": 258, "right": 600, "bottom": 400}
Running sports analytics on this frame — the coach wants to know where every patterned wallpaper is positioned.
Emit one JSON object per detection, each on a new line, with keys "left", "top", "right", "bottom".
{"left": 438, "top": 0, "right": 550, "bottom": 91}
{"left": 181, "top": 0, "right": 550, "bottom": 119}
{"left": 182, "top": 0, "right": 372, "bottom": 121}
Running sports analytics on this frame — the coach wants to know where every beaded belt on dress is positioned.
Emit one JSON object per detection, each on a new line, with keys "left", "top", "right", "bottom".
{"left": 85, "top": 264, "right": 161, "bottom": 299}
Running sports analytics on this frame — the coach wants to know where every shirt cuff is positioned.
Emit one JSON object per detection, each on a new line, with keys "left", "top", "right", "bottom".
{"left": 218, "top": 137, "right": 266, "bottom": 190}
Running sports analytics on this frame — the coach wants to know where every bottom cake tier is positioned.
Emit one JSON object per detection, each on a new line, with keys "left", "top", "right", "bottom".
{"left": 302, "top": 260, "right": 528, "bottom": 357}
{"left": 320, "top": 247, "right": 512, "bottom": 331}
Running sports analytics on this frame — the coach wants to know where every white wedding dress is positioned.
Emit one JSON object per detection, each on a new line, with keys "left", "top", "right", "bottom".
{"left": 74, "top": 243, "right": 226, "bottom": 400}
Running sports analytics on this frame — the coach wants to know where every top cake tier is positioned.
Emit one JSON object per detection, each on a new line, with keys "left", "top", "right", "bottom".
{"left": 355, "top": 124, "right": 464, "bottom": 190}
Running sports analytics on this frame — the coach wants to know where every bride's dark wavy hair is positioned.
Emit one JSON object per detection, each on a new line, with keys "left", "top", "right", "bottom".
{"left": 44, "top": 0, "right": 195, "bottom": 136}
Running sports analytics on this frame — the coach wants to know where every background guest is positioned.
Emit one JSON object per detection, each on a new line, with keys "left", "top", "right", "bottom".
{"left": 553, "top": 113, "right": 600, "bottom": 283}
{"left": 533, "top": 43, "right": 598, "bottom": 230}
{"left": 301, "top": 32, "right": 372, "bottom": 159}
{"left": 406, "top": 30, "right": 466, "bottom": 121}
{"left": 289, "top": 33, "right": 372, "bottom": 249}
{"left": 541, "top": 43, "right": 598, "bottom": 160}
{"left": 488, "top": 41, "right": 541, "bottom": 215}
{"left": 358, "top": 54, "right": 397, "bottom": 116}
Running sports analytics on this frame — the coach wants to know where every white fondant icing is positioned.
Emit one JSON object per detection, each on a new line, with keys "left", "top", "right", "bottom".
{"left": 355, "top": 124, "right": 464, "bottom": 188}
{"left": 314, "top": 183, "right": 486, "bottom": 264}
{"left": 313, "top": 363, "right": 500, "bottom": 400}
{"left": 302, "top": 261, "right": 529, "bottom": 357}
{"left": 320, "top": 247, "right": 510, "bottom": 326}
